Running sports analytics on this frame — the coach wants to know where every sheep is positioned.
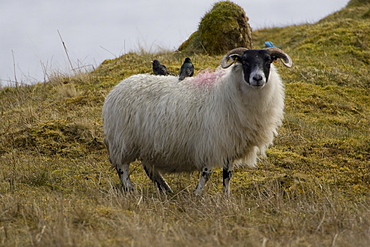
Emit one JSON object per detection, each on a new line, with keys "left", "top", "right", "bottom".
{"left": 102, "top": 47, "right": 293, "bottom": 195}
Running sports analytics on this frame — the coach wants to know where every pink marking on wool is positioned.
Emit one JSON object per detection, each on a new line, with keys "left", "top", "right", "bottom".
{"left": 189, "top": 69, "right": 226, "bottom": 87}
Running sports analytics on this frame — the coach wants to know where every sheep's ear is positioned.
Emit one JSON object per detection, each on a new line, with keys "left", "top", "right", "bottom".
{"left": 229, "top": 54, "right": 242, "bottom": 63}
{"left": 221, "top": 53, "right": 242, "bottom": 68}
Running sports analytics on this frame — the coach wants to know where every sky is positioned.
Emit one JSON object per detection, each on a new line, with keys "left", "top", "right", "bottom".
{"left": 1, "top": 0, "right": 349, "bottom": 85}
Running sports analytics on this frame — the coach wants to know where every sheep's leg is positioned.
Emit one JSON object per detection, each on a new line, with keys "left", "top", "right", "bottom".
{"left": 116, "top": 163, "right": 134, "bottom": 191}
{"left": 194, "top": 167, "right": 213, "bottom": 195}
{"left": 223, "top": 161, "right": 234, "bottom": 196}
{"left": 143, "top": 165, "right": 173, "bottom": 193}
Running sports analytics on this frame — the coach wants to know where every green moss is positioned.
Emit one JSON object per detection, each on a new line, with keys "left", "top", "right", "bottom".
{"left": 2, "top": 119, "right": 104, "bottom": 157}
{"left": 177, "top": 31, "right": 203, "bottom": 53}
{"left": 363, "top": 8, "right": 370, "bottom": 18}
{"left": 347, "top": 0, "right": 370, "bottom": 7}
{"left": 178, "top": 1, "right": 252, "bottom": 55}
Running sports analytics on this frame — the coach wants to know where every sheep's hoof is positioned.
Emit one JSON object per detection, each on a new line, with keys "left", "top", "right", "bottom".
{"left": 158, "top": 185, "right": 174, "bottom": 194}
{"left": 122, "top": 186, "right": 134, "bottom": 193}
{"left": 193, "top": 188, "right": 203, "bottom": 196}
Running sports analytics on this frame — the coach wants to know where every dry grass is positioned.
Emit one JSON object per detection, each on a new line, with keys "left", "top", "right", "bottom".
{"left": 1, "top": 163, "right": 369, "bottom": 247}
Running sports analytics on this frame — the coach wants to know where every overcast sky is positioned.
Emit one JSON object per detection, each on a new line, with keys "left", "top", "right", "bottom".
{"left": 1, "top": 0, "right": 349, "bottom": 85}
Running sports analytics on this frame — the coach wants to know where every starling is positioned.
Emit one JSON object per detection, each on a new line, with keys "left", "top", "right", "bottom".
{"left": 152, "top": 60, "right": 170, "bottom": 75}
{"left": 179, "top": 57, "right": 194, "bottom": 81}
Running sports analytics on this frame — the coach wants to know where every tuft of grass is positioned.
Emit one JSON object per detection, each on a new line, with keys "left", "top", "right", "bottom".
{"left": 1, "top": 2, "right": 370, "bottom": 246}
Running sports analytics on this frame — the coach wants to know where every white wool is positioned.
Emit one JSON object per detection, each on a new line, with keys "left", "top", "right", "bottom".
{"left": 102, "top": 64, "right": 284, "bottom": 173}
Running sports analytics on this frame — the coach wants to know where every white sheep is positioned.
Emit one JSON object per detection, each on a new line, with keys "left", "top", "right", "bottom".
{"left": 102, "top": 47, "right": 293, "bottom": 195}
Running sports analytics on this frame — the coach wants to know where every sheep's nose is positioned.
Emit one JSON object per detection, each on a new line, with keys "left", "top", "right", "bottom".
{"left": 253, "top": 74, "right": 263, "bottom": 82}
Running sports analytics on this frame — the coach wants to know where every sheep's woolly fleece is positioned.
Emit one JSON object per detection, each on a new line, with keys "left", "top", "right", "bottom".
{"left": 186, "top": 69, "right": 226, "bottom": 87}
{"left": 103, "top": 65, "right": 284, "bottom": 174}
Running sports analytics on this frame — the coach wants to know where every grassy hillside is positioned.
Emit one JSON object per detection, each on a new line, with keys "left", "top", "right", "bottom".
{"left": 0, "top": 2, "right": 369, "bottom": 247}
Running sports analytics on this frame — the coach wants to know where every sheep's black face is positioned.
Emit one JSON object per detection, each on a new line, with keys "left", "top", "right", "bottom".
{"left": 237, "top": 50, "right": 274, "bottom": 88}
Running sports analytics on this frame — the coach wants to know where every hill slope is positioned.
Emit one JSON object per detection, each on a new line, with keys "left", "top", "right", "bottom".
{"left": 0, "top": 2, "right": 369, "bottom": 246}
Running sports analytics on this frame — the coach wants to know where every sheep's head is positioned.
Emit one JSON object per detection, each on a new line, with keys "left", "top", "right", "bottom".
{"left": 221, "top": 47, "right": 293, "bottom": 88}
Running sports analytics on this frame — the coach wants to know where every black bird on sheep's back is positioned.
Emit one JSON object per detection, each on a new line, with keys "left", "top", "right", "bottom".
{"left": 152, "top": 60, "right": 170, "bottom": 75}
{"left": 179, "top": 57, "right": 194, "bottom": 81}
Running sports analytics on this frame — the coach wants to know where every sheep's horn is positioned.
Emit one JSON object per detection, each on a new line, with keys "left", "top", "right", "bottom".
{"left": 266, "top": 47, "right": 293, "bottom": 68}
{"left": 221, "top": 47, "right": 248, "bottom": 68}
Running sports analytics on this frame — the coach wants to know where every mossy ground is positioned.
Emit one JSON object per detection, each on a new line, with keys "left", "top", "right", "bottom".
{"left": 1, "top": 3, "right": 369, "bottom": 247}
